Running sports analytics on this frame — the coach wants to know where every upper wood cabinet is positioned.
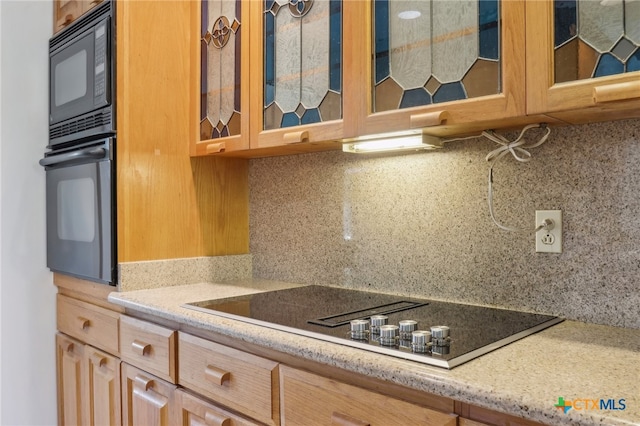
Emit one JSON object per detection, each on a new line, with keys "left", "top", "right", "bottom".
{"left": 53, "top": 0, "right": 105, "bottom": 33}
{"left": 351, "top": 0, "right": 529, "bottom": 138}
{"left": 526, "top": 0, "right": 640, "bottom": 123}
{"left": 244, "top": 0, "right": 357, "bottom": 155}
{"left": 191, "top": 0, "right": 251, "bottom": 155}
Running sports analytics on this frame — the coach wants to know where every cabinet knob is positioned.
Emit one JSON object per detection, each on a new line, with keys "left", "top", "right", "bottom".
{"left": 593, "top": 81, "right": 640, "bottom": 104}
{"left": 410, "top": 110, "right": 449, "bottom": 128}
{"left": 131, "top": 340, "right": 151, "bottom": 356}
{"left": 65, "top": 342, "right": 75, "bottom": 352}
{"left": 134, "top": 374, "right": 154, "bottom": 391}
{"left": 77, "top": 317, "right": 91, "bottom": 330}
{"left": 331, "top": 412, "right": 371, "bottom": 426}
{"left": 204, "top": 410, "right": 231, "bottom": 426}
{"left": 91, "top": 353, "right": 107, "bottom": 367}
{"left": 283, "top": 130, "right": 310, "bottom": 144}
{"left": 204, "top": 365, "right": 230, "bottom": 386}
{"left": 206, "top": 142, "right": 226, "bottom": 154}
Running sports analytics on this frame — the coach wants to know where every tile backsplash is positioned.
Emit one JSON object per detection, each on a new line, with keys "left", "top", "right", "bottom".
{"left": 249, "top": 119, "right": 640, "bottom": 329}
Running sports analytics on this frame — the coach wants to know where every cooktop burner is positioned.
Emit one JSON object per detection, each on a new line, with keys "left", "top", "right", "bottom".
{"left": 184, "top": 285, "right": 563, "bottom": 369}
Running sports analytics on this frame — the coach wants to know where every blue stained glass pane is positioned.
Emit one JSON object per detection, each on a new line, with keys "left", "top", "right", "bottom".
{"left": 479, "top": 0, "right": 499, "bottom": 60}
{"left": 297, "top": 1, "right": 304, "bottom": 14}
{"left": 433, "top": 82, "right": 467, "bottom": 103}
{"left": 399, "top": 89, "right": 432, "bottom": 109}
{"left": 281, "top": 112, "right": 300, "bottom": 128}
{"left": 266, "top": 0, "right": 275, "bottom": 10}
{"left": 329, "top": 0, "right": 342, "bottom": 92}
{"left": 265, "top": 9, "right": 275, "bottom": 107}
{"left": 594, "top": 53, "right": 624, "bottom": 77}
{"left": 374, "top": 0, "right": 390, "bottom": 84}
{"left": 554, "top": 0, "right": 577, "bottom": 48}
{"left": 627, "top": 50, "right": 640, "bottom": 72}
{"left": 301, "top": 108, "right": 321, "bottom": 125}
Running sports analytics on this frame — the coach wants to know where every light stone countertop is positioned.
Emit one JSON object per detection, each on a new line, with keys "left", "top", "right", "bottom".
{"left": 108, "top": 280, "right": 640, "bottom": 426}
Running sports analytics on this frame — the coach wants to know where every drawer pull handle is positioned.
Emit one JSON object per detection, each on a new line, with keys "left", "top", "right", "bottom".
{"left": 206, "top": 142, "right": 226, "bottom": 154}
{"left": 134, "top": 374, "right": 154, "bottom": 391}
{"left": 593, "top": 81, "right": 640, "bottom": 104}
{"left": 204, "top": 365, "right": 230, "bottom": 385}
{"left": 204, "top": 411, "right": 231, "bottom": 426}
{"left": 331, "top": 412, "right": 370, "bottom": 426}
{"left": 410, "top": 110, "right": 449, "bottom": 128}
{"left": 91, "top": 353, "right": 107, "bottom": 367}
{"left": 283, "top": 130, "right": 309, "bottom": 144}
{"left": 63, "top": 13, "right": 74, "bottom": 25}
{"left": 131, "top": 340, "right": 151, "bottom": 356}
{"left": 77, "top": 317, "right": 91, "bottom": 330}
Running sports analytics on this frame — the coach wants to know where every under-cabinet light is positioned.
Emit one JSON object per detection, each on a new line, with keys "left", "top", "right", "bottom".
{"left": 342, "top": 134, "right": 443, "bottom": 154}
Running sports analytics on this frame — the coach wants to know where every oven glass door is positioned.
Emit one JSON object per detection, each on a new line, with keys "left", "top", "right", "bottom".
{"left": 43, "top": 139, "right": 114, "bottom": 284}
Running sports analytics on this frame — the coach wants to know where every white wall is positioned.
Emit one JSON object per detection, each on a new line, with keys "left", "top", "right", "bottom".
{"left": 0, "top": 1, "right": 57, "bottom": 424}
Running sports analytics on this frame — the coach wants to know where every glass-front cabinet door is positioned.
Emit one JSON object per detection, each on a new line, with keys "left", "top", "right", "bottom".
{"left": 249, "top": 0, "right": 357, "bottom": 151}
{"left": 354, "top": 0, "right": 527, "bottom": 138}
{"left": 526, "top": 0, "right": 640, "bottom": 121}
{"left": 192, "top": 0, "right": 250, "bottom": 155}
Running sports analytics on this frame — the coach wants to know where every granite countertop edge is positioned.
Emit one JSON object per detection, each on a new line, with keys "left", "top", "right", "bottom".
{"left": 107, "top": 280, "right": 640, "bottom": 426}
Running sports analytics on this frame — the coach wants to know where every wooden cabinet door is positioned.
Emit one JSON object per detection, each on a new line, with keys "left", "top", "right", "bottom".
{"left": 280, "top": 365, "right": 458, "bottom": 426}
{"left": 121, "top": 363, "right": 177, "bottom": 426}
{"left": 526, "top": 0, "right": 640, "bottom": 123}
{"left": 176, "top": 389, "right": 261, "bottom": 426}
{"left": 85, "top": 347, "right": 121, "bottom": 426}
{"left": 352, "top": 0, "right": 528, "bottom": 139}
{"left": 191, "top": 0, "right": 252, "bottom": 155}
{"left": 248, "top": 0, "right": 350, "bottom": 152}
{"left": 56, "top": 333, "right": 87, "bottom": 426}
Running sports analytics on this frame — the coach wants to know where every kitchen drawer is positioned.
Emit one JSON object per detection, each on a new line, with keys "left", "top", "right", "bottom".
{"left": 57, "top": 294, "right": 119, "bottom": 356}
{"left": 178, "top": 332, "right": 280, "bottom": 426}
{"left": 280, "top": 365, "right": 458, "bottom": 426}
{"left": 176, "top": 389, "right": 262, "bottom": 426}
{"left": 119, "top": 315, "right": 176, "bottom": 383}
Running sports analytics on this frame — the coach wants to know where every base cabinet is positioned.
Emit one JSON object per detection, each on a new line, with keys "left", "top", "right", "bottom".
{"left": 279, "top": 365, "right": 458, "bottom": 426}
{"left": 121, "top": 363, "right": 177, "bottom": 426}
{"left": 176, "top": 389, "right": 261, "bottom": 426}
{"left": 56, "top": 332, "right": 121, "bottom": 426}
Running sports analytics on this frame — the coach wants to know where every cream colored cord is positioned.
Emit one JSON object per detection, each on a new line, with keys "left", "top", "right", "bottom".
{"left": 483, "top": 124, "right": 552, "bottom": 233}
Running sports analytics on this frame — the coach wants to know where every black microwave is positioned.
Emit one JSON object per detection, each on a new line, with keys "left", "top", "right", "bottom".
{"left": 49, "top": 1, "right": 115, "bottom": 148}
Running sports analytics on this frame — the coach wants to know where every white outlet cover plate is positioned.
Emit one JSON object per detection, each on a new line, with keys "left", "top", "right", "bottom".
{"left": 535, "top": 210, "right": 562, "bottom": 253}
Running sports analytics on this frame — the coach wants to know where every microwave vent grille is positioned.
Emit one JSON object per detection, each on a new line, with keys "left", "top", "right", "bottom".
{"left": 49, "top": 109, "right": 112, "bottom": 140}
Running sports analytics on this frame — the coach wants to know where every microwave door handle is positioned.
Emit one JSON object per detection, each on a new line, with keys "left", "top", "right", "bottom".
{"left": 39, "top": 147, "right": 106, "bottom": 167}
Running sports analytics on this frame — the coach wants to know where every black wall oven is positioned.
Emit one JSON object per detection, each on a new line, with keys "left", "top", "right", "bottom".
{"left": 40, "top": 138, "right": 116, "bottom": 284}
{"left": 41, "top": 1, "right": 117, "bottom": 285}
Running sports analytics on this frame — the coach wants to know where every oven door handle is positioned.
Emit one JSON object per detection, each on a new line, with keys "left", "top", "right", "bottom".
{"left": 39, "top": 147, "right": 107, "bottom": 167}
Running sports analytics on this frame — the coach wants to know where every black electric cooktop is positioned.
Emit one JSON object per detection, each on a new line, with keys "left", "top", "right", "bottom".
{"left": 184, "top": 285, "right": 563, "bottom": 369}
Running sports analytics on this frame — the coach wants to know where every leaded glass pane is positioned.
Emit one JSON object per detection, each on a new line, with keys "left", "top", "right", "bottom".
{"left": 373, "top": 0, "right": 501, "bottom": 112}
{"left": 554, "top": 0, "right": 640, "bottom": 83}
{"left": 200, "top": 0, "right": 242, "bottom": 141}
{"left": 264, "top": 0, "right": 342, "bottom": 130}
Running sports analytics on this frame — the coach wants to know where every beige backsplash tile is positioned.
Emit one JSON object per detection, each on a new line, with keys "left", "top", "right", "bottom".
{"left": 118, "top": 254, "right": 252, "bottom": 291}
{"left": 249, "top": 119, "right": 640, "bottom": 329}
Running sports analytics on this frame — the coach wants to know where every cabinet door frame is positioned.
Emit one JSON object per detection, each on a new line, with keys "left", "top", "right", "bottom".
{"left": 526, "top": 0, "right": 640, "bottom": 117}
{"left": 57, "top": 333, "right": 87, "bottom": 426}
{"left": 121, "top": 363, "right": 178, "bottom": 426}
{"left": 248, "top": 0, "right": 352, "bottom": 150}
{"left": 191, "top": 0, "right": 252, "bottom": 155}
{"left": 352, "top": 0, "right": 527, "bottom": 138}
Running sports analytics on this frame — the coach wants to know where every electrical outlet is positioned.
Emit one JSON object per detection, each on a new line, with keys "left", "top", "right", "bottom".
{"left": 535, "top": 210, "right": 562, "bottom": 253}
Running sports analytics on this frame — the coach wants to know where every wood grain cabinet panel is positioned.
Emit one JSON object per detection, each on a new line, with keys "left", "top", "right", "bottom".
{"left": 56, "top": 333, "right": 86, "bottom": 426}
{"left": 279, "top": 365, "right": 458, "bottom": 426}
{"left": 119, "top": 315, "right": 177, "bottom": 383}
{"left": 176, "top": 389, "right": 262, "bottom": 426}
{"left": 85, "top": 346, "right": 122, "bottom": 426}
{"left": 121, "top": 363, "right": 178, "bottom": 426}
{"left": 57, "top": 294, "right": 119, "bottom": 356}
{"left": 178, "top": 332, "right": 280, "bottom": 426}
